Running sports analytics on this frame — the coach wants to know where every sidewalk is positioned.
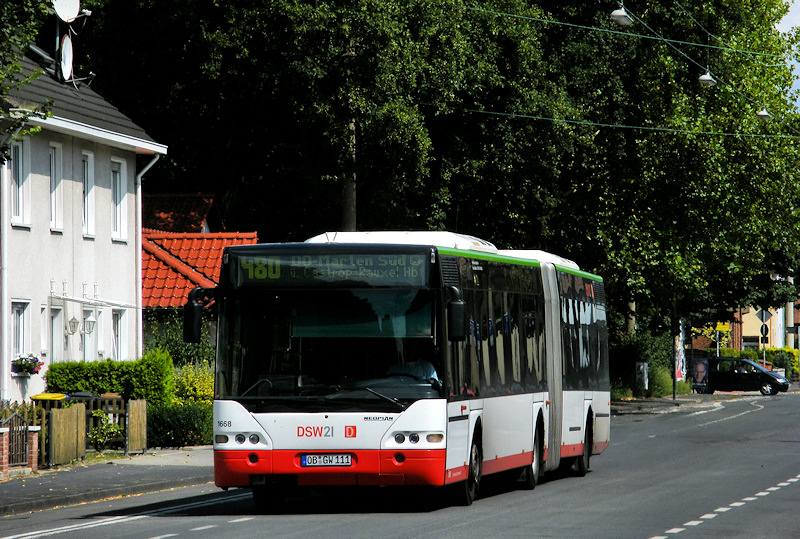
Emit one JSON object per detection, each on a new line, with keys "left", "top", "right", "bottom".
{"left": 0, "top": 446, "right": 213, "bottom": 517}
{"left": 611, "top": 385, "right": 799, "bottom": 416}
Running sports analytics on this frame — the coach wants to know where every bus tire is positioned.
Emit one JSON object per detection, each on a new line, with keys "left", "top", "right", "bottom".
{"left": 574, "top": 419, "right": 592, "bottom": 477}
{"left": 521, "top": 426, "right": 541, "bottom": 490}
{"left": 460, "top": 436, "right": 482, "bottom": 505}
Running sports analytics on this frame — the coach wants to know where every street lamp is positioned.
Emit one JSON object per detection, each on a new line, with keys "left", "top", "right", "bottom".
{"left": 698, "top": 70, "right": 717, "bottom": 87}
{"left": 611, "top": 4, "right": 634, "bottom": 26}
{"left": 757, "top": 107, "right": 771, "bottom": 119}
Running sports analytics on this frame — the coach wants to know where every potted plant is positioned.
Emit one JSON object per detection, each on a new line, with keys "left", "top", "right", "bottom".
{"left": 11, "top": 354, "right": 44, "bottom": 375}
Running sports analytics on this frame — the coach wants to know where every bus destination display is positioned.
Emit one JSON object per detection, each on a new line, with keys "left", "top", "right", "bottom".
{"left": 233, "top": 253, "right": 428, "bottom": 288}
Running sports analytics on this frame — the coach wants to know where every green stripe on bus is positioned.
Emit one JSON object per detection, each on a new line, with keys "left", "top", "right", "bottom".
{"left": 435, "top": 247, "right": 602, "bottom": 281}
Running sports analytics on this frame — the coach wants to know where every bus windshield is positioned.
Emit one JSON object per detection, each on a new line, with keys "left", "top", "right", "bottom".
{"left": 217, "top": 288, "right": 441, "bottom": 411}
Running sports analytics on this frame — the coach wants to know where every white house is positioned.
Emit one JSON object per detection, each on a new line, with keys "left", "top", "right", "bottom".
{"left": 0, "top": 47, "right": 167, "bottom": 403}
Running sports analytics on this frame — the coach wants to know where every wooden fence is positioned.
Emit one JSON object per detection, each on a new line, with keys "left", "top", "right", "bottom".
{"left": 2, "top": 397, "right": 147, "bottom": 468}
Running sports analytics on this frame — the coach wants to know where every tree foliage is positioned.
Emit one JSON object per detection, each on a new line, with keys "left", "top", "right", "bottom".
{"left": 75, "top": 0, "right": 800, "bottom": 333}
{"left": 0, "top": 0, "right": 48, "bottom": 161}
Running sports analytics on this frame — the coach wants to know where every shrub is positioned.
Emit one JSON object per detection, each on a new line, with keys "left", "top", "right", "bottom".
{"left": 87, "top": 410, "right": 124, "bottom": 451}
{"left": 45, "top": 349, "right": 175, "bottom": 405}
{"left": 147, "top": 401, "right": 213, "bottom": 448}
{"left": 174, "top": 362, "right": 214, "bottom": 404}
{"left": 609, "top": 330, "right": 672, "bottom": 394}
{"left": 130, "top": 349, "right": 175, "bottom": 405}
{"left": 646, "top": 365, "right": 673, "bottom": 398}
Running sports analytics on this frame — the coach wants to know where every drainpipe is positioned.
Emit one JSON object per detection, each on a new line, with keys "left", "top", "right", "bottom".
{"left": 135, "top": 154, "right": 159, "bottom": 359}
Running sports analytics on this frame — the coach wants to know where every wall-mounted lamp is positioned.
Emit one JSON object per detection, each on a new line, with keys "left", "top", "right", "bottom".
{"left": 611, "top": 5, "right": 634, "bottom": 26}
{"left": 83, "top": 315, "right": 97, "bottom": 335}
{"left": 67, "top": 316, "right": 80, "bottom": 335}
{"left": 698, "top": 70, "right": 717, "bottom": 87}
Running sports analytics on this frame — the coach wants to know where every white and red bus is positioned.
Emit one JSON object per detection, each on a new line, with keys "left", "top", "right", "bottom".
{"left": 184, "top": 231, "right": 610, "bottom": 506}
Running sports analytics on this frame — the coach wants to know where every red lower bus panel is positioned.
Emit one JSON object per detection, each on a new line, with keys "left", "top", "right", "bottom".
{"left": 214, "top": 449, "right": 446, "bottom": 489}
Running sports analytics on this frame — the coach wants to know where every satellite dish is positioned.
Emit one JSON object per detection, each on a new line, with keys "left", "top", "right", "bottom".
{"left": 59, "top": 34, "right": 73, "bottom": 82}
{"left": 53, "top": 0, "right": 80, "bottom": 23}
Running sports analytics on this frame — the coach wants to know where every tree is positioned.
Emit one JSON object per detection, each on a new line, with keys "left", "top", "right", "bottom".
{"left": 76, "top": 0, "right": 800, "bottom": 335}
{"left": 0, "top": 1, "right": 48, "bottom": 162}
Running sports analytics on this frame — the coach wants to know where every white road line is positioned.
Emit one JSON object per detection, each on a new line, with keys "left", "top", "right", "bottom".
{"left": 657, "top": 470, "right": 799, "bottom": 538}
{"left": 0, "top": 492, "right": 251, "bottom": 539}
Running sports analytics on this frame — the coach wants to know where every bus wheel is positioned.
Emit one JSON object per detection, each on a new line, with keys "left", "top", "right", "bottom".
{"left": 461, "top": 439, "right": 482, "bottom": 505}
{"left": 521, "top": 428, "right": 541, "bottom": 490}
{"left": 252, "top": 487, "right": 282, "bottom": 512}
{"left": 574, "top": 421, "right": 591, "bottom": 477}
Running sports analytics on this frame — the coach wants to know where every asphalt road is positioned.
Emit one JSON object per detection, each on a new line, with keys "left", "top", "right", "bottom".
{"left": 2, "top": 393, "right": 799, "bottom": 539}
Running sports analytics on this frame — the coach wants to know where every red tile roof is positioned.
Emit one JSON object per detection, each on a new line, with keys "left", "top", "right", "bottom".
{"left": 143, "top": 231, "right": 258, "bottom": 308}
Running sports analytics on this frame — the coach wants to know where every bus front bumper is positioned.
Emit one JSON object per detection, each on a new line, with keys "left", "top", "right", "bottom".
{"left": 214, "top": 449, "right": 446, "bottom": 488}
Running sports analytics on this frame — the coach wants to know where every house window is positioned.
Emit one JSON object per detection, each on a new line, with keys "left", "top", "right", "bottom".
{"left": 11, "top": 302, "right": 29, "bottom": 358}
{"left": 111, "top": 159, "right": 127, "bottom": 240}
{"left": 50, "top": 143, "right": 64, "bottom": 231}
{"left": 50, "top": 306, "right": 64, "bottom": 362}
{"left": 82, "top": 151, "right": 95, "bottom": 237}
{"left": 8, "top": 140, "right": 30, "bottom": 225}
{"left": 112, "top": 309, "right": 126, "bottom": 360}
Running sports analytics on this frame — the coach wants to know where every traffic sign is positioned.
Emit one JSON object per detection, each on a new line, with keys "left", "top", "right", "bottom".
{"left": 761, "top": 324, "right": 769, "bottom": 337}
{"left": 756, "top": 310, "right": 772, "bottom": 323}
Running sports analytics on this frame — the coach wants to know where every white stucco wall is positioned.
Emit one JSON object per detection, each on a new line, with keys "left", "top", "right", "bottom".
{"left": 2, "top": 130, "right": 141, "bottom": 403}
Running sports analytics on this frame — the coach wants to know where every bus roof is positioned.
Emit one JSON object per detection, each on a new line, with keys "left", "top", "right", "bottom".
{"left": 304, "top": 231, "right": 580, "bottom": 270}
{"left": 305, "top": 231, "right": 497, "bottom": 253}
{"left": 497, "top": 250, "right": 580, "bottom": 270}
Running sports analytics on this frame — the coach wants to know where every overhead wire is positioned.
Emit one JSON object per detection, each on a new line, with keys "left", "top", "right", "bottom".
{"left": 461, "top": 2, "right": 800, "bottom": 139}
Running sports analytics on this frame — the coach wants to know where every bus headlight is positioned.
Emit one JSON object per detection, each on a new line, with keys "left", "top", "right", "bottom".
{"left": 215, "top": 435, "right": 229, "bottom": 444}
{"left": 395, "top": 433, "right": 406, "bottom": 444}
{"left": 249, "top": 434, "right": 260, "bottom": 444}
{"left": 409, "top": 433, "right": 419, "bottom": 444}
{"left": 426, "top": 433, "right": 444, "bottom": 443}
{"left": 235, "top": 434, "right": 246, "bottom": 444}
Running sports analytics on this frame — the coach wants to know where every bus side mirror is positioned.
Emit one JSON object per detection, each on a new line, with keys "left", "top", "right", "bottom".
{"left": 447, "top": 287, "right": 467, "bottom": 342}
{"left": 183, "top": 287, "right": 214, "bottom": 343}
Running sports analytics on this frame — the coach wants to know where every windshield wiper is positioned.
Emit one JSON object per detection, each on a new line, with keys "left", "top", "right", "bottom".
{"left": 363, "top": 387, "right": 407, "bottom": 410}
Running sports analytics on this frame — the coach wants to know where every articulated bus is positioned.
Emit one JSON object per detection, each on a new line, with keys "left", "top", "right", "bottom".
{"left": 184, "top": 231, "right": 610, "bottom": 506}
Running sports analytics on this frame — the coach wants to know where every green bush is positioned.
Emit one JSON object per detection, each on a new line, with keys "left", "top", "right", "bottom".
{"left": 610, "top": 330, "right": 673, "bottom": 396}
{"left": 147, "top": 401, "right": 213, "bottom": 448}
{"left": 647, "top": 365, "right": 673, "bottom": 397}
{"left": 610, "top": 381, "right": 633, "bottom": 401}
{"left": 87, "top": 410, "right": 124, "bottom": 451}
{"left": 130, "top": 349, "right": 175, "bottom": 405}
{"left": 45, "top": 349, "right": 175, "bottom": 405}
{"left": 174, "top": 362, "right": 214, "bottom": 404}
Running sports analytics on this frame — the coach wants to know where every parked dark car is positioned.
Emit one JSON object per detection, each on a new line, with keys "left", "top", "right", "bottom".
{"left": 692, "top": 357, "right": 790, "bottom": 396}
